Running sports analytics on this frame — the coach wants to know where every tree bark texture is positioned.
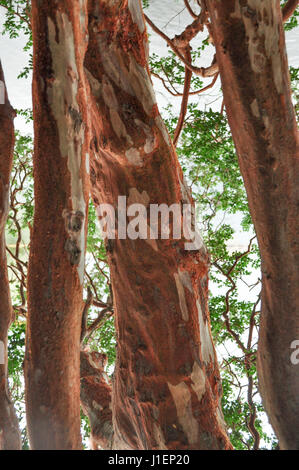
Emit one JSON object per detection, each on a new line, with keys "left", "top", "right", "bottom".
{"left": 0, "top": 60, "right": 22, "bottom": 450}
{"left": 25, "top": 0, "right": 90, "bottom": 449}
{"left": 80, "top": 350, "right": 113, "bottom": 449}
{"left": 206, "top": 0, "right": 299, "bottom": 450}
{"left": 84, "top": 0, "right": 232, "bottom": 450}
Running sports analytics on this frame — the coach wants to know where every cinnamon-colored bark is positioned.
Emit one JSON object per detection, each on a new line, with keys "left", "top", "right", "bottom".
{"left": 84, "top": 0, "right": 231, "bottom": 450}
{"left": 0, "top": 60, "right": 21, "bottom": 450}
{"left": 206, "top": 0, "right": 299, "bottom": 449}
{"left": 80, "top": 350, "right": 113, "bottom": 449}
{"left": 25, "top": 0, "right": 90, "bottom": 449}
{"left": 282, "top": 0, "right": 298, "bottom": 22}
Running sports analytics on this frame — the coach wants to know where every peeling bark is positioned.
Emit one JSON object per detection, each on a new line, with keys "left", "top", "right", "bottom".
{"left": 84, "top": 0, "right": 232, "bottom": 450}
{"left": 25, "top": 0, "right": 90, "bottom": 449}
{"left": 80, "top": 350, "right": 113, "bottom": 449}
{"left": 0, "top": 60, "right": 21, "bottom": 451}
{"left": 206, "top": 0, "right": 299, "bottom": 450}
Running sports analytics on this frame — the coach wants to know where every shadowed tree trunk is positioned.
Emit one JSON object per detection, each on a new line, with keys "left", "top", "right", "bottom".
{"left": 25, "top": 0, "right": 90, "bottom": 449}
{"left": 206, "top": 0, "right": 299, "bottom": 450}
{"left": 0, "top": 60, "right": 21, "bottom": 450}
{"left": 84, "top": 0, "right": 232, "bottom": 450}
{"left": 80, "top": 350, "right": 113, "bottom": 449}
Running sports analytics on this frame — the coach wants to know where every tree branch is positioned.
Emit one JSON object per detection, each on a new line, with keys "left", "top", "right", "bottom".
{"left": 282, "top": 0, "right": 298, "bottom": 22}
{"left": 173, "top": 47, "right": 192, "bottom": 146}
{"left": 152, "top": 69, "right": 219, "bottom": 98}
{"left": 144, "top": 14, "right": 218, "bottom": 77}
{"left": 183, "top": 0, "right": 198, "bottom": 19}
{"left": 0, "top": 3, "right": 31, "bottom": 27}
{"left": 81, "top": 287, "right": 93, "bottom": 344}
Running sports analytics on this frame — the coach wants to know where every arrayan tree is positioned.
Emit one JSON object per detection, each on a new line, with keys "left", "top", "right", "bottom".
{"left": 0, "top": 0, "right": 298, "bottom": 450}
{"left": 206, "top": 0, "right": 299, "bottom": 450}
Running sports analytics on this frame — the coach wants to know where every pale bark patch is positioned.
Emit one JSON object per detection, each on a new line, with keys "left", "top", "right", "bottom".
{"left": 168, "top": 381, "right": 199, "bottom": 445}
{"left": 125, "top": 148, "right": 143, "bottom": 166}
{"left": 174, "top": 272, "right": 189, "bottom": 321}
{"left": 85, "top": 153, "right": 90, "bottom": 174}
{"left": 110, "top": 109, "right": 133, "bottom": 145}
{"left": 196, "top": 300, "right": 215, "bottom": 365}
{"left": 250, "top": 99, "right": 260, "bottom": 118}
{"left": 47, "top": 12, "right": 86, "bottom": 283}
{"left": 155, "top": 115, "right": 171, "bottom": 145}
{"left": 102, "top": 75, "right": 119, "bottom": 109}
{"left": 128, "top": 0, "right": 145, "bottom": 33}
{"left": 92, "top": 400, "right": 103, "bottom": 411}
{"left": 96, "top": 39, "right": 156, "bottom": 116}
{"left": 134, "top": 119, "right": 156, "bottom": 154}
{"left": 128, "top": 188, "right": 150, "bottom": 207}
{"left": 79, "top": 0, "right": 87, "bottom": 29}
{"left": 231, "top": 1, "right": 283, "bottom": 93}
{"left": 191, "top": 361, "right": 206, "bottom": 402}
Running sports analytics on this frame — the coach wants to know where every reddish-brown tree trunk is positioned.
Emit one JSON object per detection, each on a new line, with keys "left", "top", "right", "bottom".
{"left": 25, "top": 0, "right": 90, "bottom": 449}
{"left": 80, "top": 350, "right": 113, "bottom": 449}
{"left": 207, "top": 0, "right": 299, "bottom": 449}
{"left": 84, "top": 0, "right": 232, "bottom": 450}
{"left": 0, "top": 60, "right": 21, "bottom": 450}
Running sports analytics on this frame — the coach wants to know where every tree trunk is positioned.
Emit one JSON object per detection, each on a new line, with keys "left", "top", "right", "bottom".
{"left": 25, "top": 0, "right": 90, "bottom": 449}
{"left": 206, "top": 0, "right": 299, "bottom": 450}
{"left": 80, "top": 350, "right": 113, "bottom": 449}
{"left": 84, "top": 0, "right": 232, "bottom": 450}
{"left": 0, "top": 60, "right": 21, "bottom": 450}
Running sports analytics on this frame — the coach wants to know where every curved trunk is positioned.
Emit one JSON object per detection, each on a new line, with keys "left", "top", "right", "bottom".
{"left": 0, "top": 60, "right": 21, "bottom": 450}
{"left": 84, "top": 0, "right": 232, "bottom": 450}
{"left": 25, "top": 1, "right": 90, "bottom": 449}
{"left": 206, "top": 0, "right": 299, "bottom": 449}
{"left": 80, "top": 350, "right": 113, "bottom": 450}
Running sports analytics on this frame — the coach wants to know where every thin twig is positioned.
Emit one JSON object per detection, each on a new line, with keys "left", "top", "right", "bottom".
{"left": 184, "top": 0, "right": 198, "bottom": 19}
{"left": 173, "top": 46, "right": 192, "bottom": 146}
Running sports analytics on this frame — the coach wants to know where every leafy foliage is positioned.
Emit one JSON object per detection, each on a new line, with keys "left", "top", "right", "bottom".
{"left": 0, "top": 0, "right": 32, "bottom": 78}
{"left": 281, "top": 0, "right": 299, "bottom": 31}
